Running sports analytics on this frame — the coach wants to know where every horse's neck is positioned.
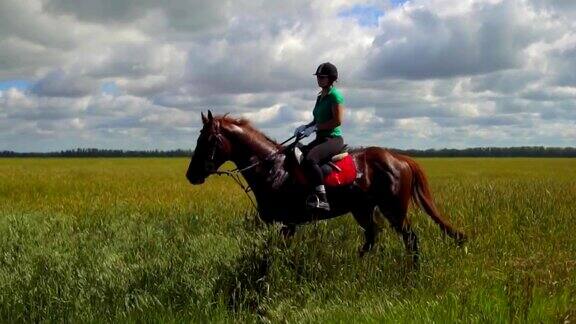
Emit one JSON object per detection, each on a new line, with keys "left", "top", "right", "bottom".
{"left": 227, "top": 127, "right": 279, "bottom": 187}
{"left": 229, "top": 131, "right": 275, "bottom": 165}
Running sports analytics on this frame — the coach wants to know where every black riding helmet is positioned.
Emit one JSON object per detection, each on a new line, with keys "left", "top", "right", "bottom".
{"left": 314, "top": 62, "right": 338, "bottom": 81}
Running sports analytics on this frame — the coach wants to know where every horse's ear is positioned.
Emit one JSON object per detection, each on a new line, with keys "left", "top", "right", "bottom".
{"left": 208, "top": 110, "right": 213, "bottom": 121}
{"left": 201, "top": 112, "right": 208, "bottom": 125}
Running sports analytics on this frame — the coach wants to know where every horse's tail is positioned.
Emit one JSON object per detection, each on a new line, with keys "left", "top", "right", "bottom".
{"left": 406, "top": 159, "right": 467, "bottom": 245}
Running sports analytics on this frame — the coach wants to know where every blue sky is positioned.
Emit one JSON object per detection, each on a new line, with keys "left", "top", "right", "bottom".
{"left": 338, "top": 1, "right": 409, "bottom": 27}
{"left": 338, "top": 5, "right": 385, "bottom": 27}
{"left": 101, "top": 82, "right": 120, "bottom": 95}
{"left": 0, "top": 80, "right": 31, "bottom": 91}
{"left": 0, "top": 0, "right": 575, "bottom": 152}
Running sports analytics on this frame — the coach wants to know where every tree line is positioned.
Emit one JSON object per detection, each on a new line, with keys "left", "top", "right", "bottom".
{"left": 1, "top": 146, "right": 575, "bottom": 157}
{"left": 392, "top": 146, "right": 576, "bottom": 157}
{"left": 0, "top": 148, "right": 192, "bottom": 157}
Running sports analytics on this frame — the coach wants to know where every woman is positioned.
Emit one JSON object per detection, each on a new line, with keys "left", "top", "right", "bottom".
{"left": 294, "top": 62, "right": 345, "bottom": 212}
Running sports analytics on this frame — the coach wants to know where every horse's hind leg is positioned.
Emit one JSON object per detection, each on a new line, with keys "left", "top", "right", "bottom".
{"left": 400, "top": 221, "right": 419, "bottom": 268}
{"left": 379, "top": 203, "right": 420, "bottom": 267}
{"left": 351, "top": 205, "right": 378, "bottom": 257}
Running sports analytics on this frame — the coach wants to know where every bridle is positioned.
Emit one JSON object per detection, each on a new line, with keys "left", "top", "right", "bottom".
{"left": 202, "top": 128, "right": 304, "bottom": 214}
{"left": 205, "top": 133, "right": 223, "bottom": 173}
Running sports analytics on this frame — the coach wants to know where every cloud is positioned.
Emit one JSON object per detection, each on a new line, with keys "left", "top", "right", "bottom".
{"left": 86, "top": 43, "right": 186, "bottom": 80}
{"left": 0, "top": 0, "right": 575, "bottom": 151}
{"left": 42, "top": 0, "right": 230, "bottom": 34}
{"left": 31, "top": 69, "right": 98, "bottom": 97}
{"left": 0, "top": 0, "right": 98, "bottom": 78}
{"left": 363, "top": 0, "right": 541, "bottom": 80}
{"left": 528, "top": 0, "right": 576, "bottom": 17}
{"left": 241, "top": 104, "right": 309, "bottom": 129}
{"left": 0, "top": 36, "right": 63, "bottom": 79}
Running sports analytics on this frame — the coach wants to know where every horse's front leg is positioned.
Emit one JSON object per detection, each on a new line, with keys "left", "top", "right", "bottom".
{"left": 351, "top": 205, "right": 378, "bottom": 257}
{"left": 280, "top": 224, "right": 297, "bottom": 239}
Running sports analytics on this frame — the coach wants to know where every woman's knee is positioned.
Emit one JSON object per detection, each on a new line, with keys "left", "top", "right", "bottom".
{"left": 304, "top": 151, "right": 322, "bottom": 165}
{"left": 303, "top": 157, "right": 318, "bottom": 169}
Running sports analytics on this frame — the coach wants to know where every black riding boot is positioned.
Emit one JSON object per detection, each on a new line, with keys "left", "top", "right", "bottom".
{"left": 306, "top": 186, "right": 330, "bottom": 211}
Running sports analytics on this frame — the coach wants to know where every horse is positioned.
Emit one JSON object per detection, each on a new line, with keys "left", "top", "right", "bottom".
{"left": 186, "top": 111, "right": 466, "bottom": 265}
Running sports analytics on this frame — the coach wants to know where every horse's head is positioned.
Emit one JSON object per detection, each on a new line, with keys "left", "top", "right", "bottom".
{"left": 186, "top": 110, "right": 232, "bottom": 184}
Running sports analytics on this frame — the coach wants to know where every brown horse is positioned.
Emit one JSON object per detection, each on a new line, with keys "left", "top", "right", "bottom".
{"left": 186, "top": 111, "right": 466, "bottom": 264}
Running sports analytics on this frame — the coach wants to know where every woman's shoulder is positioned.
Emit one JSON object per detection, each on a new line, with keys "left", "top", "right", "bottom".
{"left": 329, "top": 87, "right": 345, "bottom": 104}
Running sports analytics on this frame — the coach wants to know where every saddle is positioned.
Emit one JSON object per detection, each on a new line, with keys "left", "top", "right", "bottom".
{"left": 265, "top": 144, "right": 358, "bottom": 190}
{"left": 290, "top": 145, "right": 355, "bottom": 186}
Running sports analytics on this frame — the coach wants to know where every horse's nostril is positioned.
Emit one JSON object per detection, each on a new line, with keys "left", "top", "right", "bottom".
{"left": 186, "top": 171, "right": 205, "bottom": 184}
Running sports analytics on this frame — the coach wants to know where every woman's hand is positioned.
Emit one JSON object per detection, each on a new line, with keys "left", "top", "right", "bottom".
{"left": 300, "top": 125, "right": 317, "bottom": 137}
{"left": 295, "top": 124, "right": 317, "bottom": 137}
{"left": 294, "top": 124, "right": 307, "bottom": 137}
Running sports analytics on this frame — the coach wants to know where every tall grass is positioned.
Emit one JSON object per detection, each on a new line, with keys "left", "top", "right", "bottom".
{"left": 0, "top": 158, "right": 574, "bottom": 322}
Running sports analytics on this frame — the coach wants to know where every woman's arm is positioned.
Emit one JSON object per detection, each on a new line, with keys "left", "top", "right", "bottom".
{"left": 317, "top": 103, "right": 344, "bottom": 130}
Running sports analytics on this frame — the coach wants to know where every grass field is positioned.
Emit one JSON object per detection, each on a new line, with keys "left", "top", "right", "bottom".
{"left": 0, "top": 158, "right": 575, "bottom": 322}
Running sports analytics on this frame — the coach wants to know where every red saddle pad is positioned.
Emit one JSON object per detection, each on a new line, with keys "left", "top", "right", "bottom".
{"left": 325, "top": 155, "right": 357, "bottom": 187}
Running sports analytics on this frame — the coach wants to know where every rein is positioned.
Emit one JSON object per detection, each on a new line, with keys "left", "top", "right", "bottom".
{"left": 209, "top": 133, "right": 303, "bottom": 215}
{"left": 213, "top": 169, "right": 258, "bottom": 211}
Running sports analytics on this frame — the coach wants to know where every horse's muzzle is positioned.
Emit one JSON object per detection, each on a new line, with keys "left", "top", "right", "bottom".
{"left": 188, "top": 178, "right": 205, "bottom": 185}
{"left": 186, "top": 172, "right": 206, "bottom": 185}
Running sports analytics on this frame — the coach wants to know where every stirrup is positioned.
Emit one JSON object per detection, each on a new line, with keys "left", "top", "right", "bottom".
{"left": 306, "top": 193, "right": 330, "bottom": 211}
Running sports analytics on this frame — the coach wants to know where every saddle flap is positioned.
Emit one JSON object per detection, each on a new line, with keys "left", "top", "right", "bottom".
{"left": 324, "top": 155, "right": 357, "bottom": 187}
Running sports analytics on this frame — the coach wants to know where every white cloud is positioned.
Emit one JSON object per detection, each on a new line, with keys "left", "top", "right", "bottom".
{"left": 0, "top": 0, "right": 575, "bottom": 151}
{"left": 363, "top": 0, "right": 544, "bottom": 80}
{"left": 31, "top": 69, "right": 98, "bottom": 97}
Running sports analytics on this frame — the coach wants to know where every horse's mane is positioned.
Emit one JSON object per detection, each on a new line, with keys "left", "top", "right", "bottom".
{"left": 216, "top": 115, "right": 281, "bottom": 149}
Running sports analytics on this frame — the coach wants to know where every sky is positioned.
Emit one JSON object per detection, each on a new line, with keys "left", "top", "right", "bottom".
{"left": 0, "top": 0, "right": 575, "bottom": 152}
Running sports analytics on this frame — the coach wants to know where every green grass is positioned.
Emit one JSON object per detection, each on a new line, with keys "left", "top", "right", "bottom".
{"left": 0, "top": 158, "right": 574, "bottom": 322}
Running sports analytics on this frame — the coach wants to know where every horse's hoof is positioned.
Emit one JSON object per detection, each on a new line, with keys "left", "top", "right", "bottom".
{"left": 455, "top": 234, "right": 467, "bottom": 247}
{"left": 358, "top": 244, "right": 372, "bottom": 257}
{"left": 410, "top": 256, "right": 420, "bottom": 271}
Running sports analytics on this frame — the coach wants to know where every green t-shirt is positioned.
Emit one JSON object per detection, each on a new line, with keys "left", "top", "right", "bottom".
{"left": 313, "top": 86, "right": 344, "bottom": 137}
